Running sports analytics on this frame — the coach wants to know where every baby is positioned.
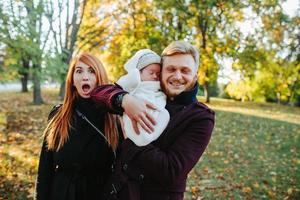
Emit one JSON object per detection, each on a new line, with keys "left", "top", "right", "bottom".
{"left": 117, "top": 49, "right": 170, "bottom": 146}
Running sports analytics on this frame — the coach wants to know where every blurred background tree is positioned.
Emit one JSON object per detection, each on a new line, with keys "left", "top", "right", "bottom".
{"left": 0, "top": 0, "right": 50, "bottom": 104}
{"left": 0, "top": 0, "right": 299, "bottom": 106}
{"left": 44, "top": 0, "right": 88, "bottom": 98}
{"left": 228, "top": 0, "right": 300, "bottom": 105}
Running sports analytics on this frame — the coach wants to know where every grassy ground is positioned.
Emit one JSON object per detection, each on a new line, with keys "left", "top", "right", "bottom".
{"left": 0, "top": 90, "right": 299, "bottom": 200}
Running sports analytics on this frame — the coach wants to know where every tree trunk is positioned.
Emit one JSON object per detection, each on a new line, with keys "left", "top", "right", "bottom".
{"left": 276, "top": 92, "right": 281, "bottom": 104}
{"left": 55, "top": 0, "right": 88, "bottom": 100}
{"left": 59, "top": 52, "right": 73, "bottom": 99}
{"left": 55, "top": 0, "right": 87, "bottom": 100}
{"left": 198, "top": 14, "right": 210, "bottom": 104}
{"left": 296, "top": 94, "right": 300, "bottom": 107}
{"left": 59, "top": 81, "right": 65, "bottom": 100}
{"left": 32, "top": 64, "right": 43, "bottom": 104}
{"left": 20, "top": 58, "right": 30, "bottom": 92}
{"left": 203, "top": 82, "right": 210, "bottom": 103}
{"left": 21, "top": 75, "right": 28, "bottom": 92}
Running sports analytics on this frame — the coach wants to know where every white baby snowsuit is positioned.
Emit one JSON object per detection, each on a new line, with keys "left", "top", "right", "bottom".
{"left": 117, "top": 67, "right": 170, "bottom": 146}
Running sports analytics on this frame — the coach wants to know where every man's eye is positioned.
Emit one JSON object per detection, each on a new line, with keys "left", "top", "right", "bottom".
{"left": 167, "top": 67, "right": 175, "bottom": 72}
{"left": 182, "top": 69, "right": 190, "bottom": 74}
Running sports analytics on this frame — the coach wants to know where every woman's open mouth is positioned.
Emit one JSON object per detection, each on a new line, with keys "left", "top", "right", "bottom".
{"left": 82, "top": 84, "right": 91, "bottom": 94}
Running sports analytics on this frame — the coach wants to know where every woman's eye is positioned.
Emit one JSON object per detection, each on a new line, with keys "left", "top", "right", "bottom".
{"left": 76, "top": 69, "right": 82, "bottom": 73}
{"left": 89, "top": 68, "right": 95, "bottom": 73}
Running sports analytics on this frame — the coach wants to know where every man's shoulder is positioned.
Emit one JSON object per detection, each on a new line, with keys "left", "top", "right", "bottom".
{"left": 196, "top": 101, "right": 214, "bottom": 111}
{"left": 187, "top": 101, "right": 215, "bottom": 118}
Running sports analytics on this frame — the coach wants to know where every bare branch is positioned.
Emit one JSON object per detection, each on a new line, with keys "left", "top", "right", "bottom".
{"left": 77, "top": 28, "right": 107, "bottom": 51}
{"left": 78, "top": 0, "right": 88, "bottom": 27}
{"left": 65, "top": 0, "right": 70, "bottom": 50}
{"left": 44, "top": 0, "right": 60, "bottom": 53}
{"left": 9, "top": 0, "right": 16, "bottom": 20}
{"left": 68, "top": 0, "right": 87, "bottom": 56}
{"left": 58, "top": 0, "right": 64, "bottom": 51}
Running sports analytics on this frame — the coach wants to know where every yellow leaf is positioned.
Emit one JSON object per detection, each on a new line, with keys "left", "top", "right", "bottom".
{"left": 268, "top": 190, "right": 275, "bottom": 197}
{"left": 287, "top": 188, "right": 293, "bottom": 195}
{"left": 203, "top": 166, "right": 209, "bottom": 173}
{"left": 212, "top": 151, "right": 219, "bottom": 156}
{"left": 253, "top": 182, "right": 259, "bottom": 188}
{"left": 191, "top": 186, "right": 198, "bottom": 194}
{"left": 242, "top": 187, "right": 252, "bottom": 193}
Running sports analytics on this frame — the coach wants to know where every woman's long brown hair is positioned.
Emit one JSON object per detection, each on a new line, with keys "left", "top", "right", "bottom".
{"left": 44, "top": 53, "right": 119, "bottom": 151}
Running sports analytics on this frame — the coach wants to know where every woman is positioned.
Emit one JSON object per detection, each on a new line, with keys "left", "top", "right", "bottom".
{"left": 35, "top": 53, "right": 119, "bottom": 200}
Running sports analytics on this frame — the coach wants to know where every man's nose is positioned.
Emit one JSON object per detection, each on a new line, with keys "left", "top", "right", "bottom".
{"left": 174, "top": 70, "right": 182, "bottom": 79}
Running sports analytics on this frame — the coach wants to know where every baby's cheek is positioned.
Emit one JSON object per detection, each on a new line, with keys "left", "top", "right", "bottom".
{"left": 140, "top": 72, "right": 146, "bottom": 81}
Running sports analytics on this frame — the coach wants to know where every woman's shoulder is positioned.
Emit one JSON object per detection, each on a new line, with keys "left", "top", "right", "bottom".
{"left": 48, "top": 104, "right": 62, "bottom": 120}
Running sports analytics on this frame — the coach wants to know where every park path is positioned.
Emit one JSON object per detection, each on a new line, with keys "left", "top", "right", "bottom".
{"left": 0, "top": 82, "right": 59, "bottom": 92}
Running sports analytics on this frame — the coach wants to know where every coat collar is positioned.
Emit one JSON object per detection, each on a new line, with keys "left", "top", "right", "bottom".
{"left": 74, "top": 97, "right": 102, "bottom": 122}
{"left": 167, "top": 82, "right": 199, "bottom": 105}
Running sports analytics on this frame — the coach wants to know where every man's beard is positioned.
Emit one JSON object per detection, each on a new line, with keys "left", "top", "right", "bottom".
{"left": 161, "top": 77, "right": 196, "bottom": 98}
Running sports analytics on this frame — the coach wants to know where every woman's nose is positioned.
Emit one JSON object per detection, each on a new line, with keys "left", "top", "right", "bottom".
{"left": 82, "top": 72, "right": 89, "bottom": 80}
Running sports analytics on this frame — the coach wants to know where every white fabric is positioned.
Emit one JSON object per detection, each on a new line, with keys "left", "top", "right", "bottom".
{"left": 117, "top": 70, "right": 170, "bottom": 146}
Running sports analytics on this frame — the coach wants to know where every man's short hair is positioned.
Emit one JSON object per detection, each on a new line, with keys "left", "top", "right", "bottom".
{"left": 161, "top": 41, "right": 200, "bottom": 69}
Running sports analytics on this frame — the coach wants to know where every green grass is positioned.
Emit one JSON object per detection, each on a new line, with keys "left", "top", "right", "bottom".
{"left": 0, "top": 90, "right": 299, "bottom": 199}
{"left": 185, "top": 97, "right": 300, "bottom": 199}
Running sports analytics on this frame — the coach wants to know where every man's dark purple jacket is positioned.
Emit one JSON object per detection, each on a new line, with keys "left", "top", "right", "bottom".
{"left": 90, "top": 83, "right": 215, "bottom": 200}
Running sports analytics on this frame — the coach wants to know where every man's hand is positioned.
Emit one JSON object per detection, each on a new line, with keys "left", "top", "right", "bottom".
{"left": 122, "top": 94, "right": 157, "bottom": 134}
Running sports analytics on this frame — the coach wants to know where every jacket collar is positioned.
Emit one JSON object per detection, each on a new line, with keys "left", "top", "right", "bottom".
{"left": 75, "top": 97, "right": 101, "bottom": 121}
{"left": 167, "top": 82, "right": 199, "bottom": 105}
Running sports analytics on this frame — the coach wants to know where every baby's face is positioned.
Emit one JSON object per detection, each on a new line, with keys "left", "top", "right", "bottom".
{"left": 140, "top": 63, "right": 161, "bottom": 81}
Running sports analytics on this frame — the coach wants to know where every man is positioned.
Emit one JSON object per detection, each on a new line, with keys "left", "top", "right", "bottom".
{"left": 91, "top": 41, "right": 215, "bottom": 200}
